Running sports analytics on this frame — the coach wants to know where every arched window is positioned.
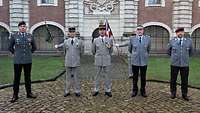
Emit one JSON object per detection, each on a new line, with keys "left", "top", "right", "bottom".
{"left": 144, "top": 25, "right": 170, "bottom": 53}
{"left": 0, "top": 25, "right": 9, "bottom": 51}
{"left": 145, "top": 0, "right": 165, "bottom": 7}
{"left": 32, "top": 25, "right": 64, "bottom": 51}
{"left": 191, "top": 28, "right": 200, "bottom": 53}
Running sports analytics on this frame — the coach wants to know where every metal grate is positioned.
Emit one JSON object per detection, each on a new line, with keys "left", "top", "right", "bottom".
{"left": 144, "top": 25, "right": 170, "bottom": 54}
{"left": 0, "top": 26, "right": 9, "bottom": 51}
{"left": 191, "top": 28, "right": 200, "bottom": 54}
{"left": 32, "top": 25, "right": 64, "bottom": 51}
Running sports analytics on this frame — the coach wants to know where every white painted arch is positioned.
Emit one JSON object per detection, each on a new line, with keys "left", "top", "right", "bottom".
{"left": 0, "top": 22, "right": 10, "bottom": 33}
{"left": 29, "top": 21, "right": 65, "bottom": 35}
{"left": 191, "top": 24, "right": 200, "bottom": 35}
{"left": 142, "top": 22, "right": 173, "bottom": 38}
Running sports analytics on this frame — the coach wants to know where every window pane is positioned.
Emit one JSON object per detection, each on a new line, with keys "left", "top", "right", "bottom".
{"left": 148, "top": 0, "right": 161, "bottom": 4}
{"left": 48, "top": 0, "right": 54, "bottom": 4}
{"left": 41, "top": 0, "right": 47, "bottom": 3}
{"left": 41, "top": 0, "right": 54, "bottom": 4}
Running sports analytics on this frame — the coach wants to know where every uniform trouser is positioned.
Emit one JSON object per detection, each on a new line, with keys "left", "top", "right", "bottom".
{"left": 132, "top": 65, "right": 147, "bottom": 93}
{"left": 128, "top": 56, "right": 132, "bottom": 76}
{"left": 13, "top": 63, "right": 32, "bottom": 97}
{"left": 94, "top": 66, "right": 111, "bottom": 92}
{"left": 170, "top": 65, "right": 189, "bottom": 96}
{"left": 64, "top": 67, "right": 80, "bottom": 94}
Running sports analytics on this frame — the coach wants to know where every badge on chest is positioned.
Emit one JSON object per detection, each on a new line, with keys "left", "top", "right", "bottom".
{"left": 15, "top": 37, "right": 32, "bottom": 47}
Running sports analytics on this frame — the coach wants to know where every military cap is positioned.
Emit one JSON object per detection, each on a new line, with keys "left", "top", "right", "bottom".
{"left": 175, "top": 27, "right": 184, "bottom": 33}
{"left": 68, "top": 27, "right": 76, "bottom": 32}
{"left": 99, "top": 24, "right": 106, "bottom": 30}
{"left": 18, "top": 21, "right": 26, "bottom": 27}
{"left": 136, "top": 25, "right": 144, "bottom": 30}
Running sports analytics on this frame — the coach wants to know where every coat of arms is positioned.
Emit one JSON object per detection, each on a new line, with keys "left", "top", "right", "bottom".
{"left": 84, "top": 0, "right": 119, "bottom": 15}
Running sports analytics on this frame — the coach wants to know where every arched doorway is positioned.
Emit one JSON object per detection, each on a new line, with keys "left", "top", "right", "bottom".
{"left": 0, "top": 25, "right": 9, "bottom": 51}
{"left": 191, "top": 28, "right": 200, "bottom": 53}
{"left": 144, "top": 25, "right": 170, "bottom": 53}
{"left": 32, "top": 25, "right": 64, "bottom": 51}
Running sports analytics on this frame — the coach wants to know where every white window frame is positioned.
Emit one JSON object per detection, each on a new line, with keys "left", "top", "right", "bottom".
{"left": 145, "top": 0, "right": 165, "bottom": 7}
{"left": 0, "top": 0, "right": 3, "bottom": 6}
{"left": 37, "top": 0, "right": 58, "bottom": 6}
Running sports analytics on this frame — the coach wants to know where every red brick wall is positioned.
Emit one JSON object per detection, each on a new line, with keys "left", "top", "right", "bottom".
{"left": 192, "top": 0, "right": 200, "bottom": 26}
{"left": 138, "top": 0, "right": 173, "bottom": 28}
{"left": 29, "top": 0, "right": 65, "bottom": 27}
{"left": 0, "top": 0, "right": 9, "bottom": 25}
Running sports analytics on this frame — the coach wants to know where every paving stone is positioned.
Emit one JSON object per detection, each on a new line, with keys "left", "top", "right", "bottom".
{"left": 0, "top": 56, "right": 200, "bottom": 112}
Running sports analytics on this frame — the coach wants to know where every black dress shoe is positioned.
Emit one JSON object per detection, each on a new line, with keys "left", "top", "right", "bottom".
{"left": 64, "top": 93, "right": 70, "bottom": 97}
{"left": 92, "top": 92, "right": 99, "bottom": 96}
{"left": 27, "top": 93, "right": 37, "bottom": 99}
{"left": 105, "top": 92, "right": 112, "bottom": 97}
{"left": 141, "top": 93, "right": 147, "bottom": 97}
{"left": 182, "top": 95, "right": 189, "bottom": 101}
{"left": 131, "top": 92, "right": 137, "bottom": 97}
{"left": 170, "top": 94, "right": 176, "bottom": 99}
{"left": 10, "top": 96, "right": 18, "bottom": 103}
{"left": 75, "top": 93, "right": 81, "bottom": 97}
{"left": 128, "top": 75, "right": 133, "bottom": 79}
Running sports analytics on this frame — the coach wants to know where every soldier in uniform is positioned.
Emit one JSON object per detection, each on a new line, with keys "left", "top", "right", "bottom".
{"left": 128, "top": 25, "right": 151, "bottom": 97}
{"left": 55, "top": 27, "right": 84, "bottom": 97}
{"left": 167, "top": 27, "right": 193, "bottom": 101}
{"left": 8, "top": 21, "right": 37, "bottom": 103}
{"left": 92, "top": 24, "right": 113, "bottom": 97}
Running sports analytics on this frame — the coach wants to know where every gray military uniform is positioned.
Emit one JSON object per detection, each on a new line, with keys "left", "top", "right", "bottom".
{"left": 167, "top": 37, "right": 193, "bottom": 67}
{"left": 9, "top": 32, "right": 37, "bottom": 64}
{"left": 128, "top": 35, "right": 151, "bottom": 66}
{"left": 167, "top": 36, "right": 193, "bottom": 96}
{"left": 58, "top": 37, "right": 84, "bottom": 94}
{"left": 92, "top": 36, "right": 113, "bottom": 92}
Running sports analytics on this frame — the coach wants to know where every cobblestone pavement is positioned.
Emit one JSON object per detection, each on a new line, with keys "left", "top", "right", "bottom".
{"left": 0, "top": 56, "right": 200, "bottom": 113}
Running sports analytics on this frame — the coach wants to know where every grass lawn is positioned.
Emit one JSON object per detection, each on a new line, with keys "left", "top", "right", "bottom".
{"left": 0, "top": 56, "right": 64, "bottom": 84}
{"left": 0, "top": 56, "right": 200, "bottom": 87}
{"left": 147, "top": 57, "right": 200, "bottom": 87}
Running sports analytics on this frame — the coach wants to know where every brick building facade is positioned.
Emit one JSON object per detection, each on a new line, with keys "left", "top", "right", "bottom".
{"left": 0, "top": 0, "right": 200, "bottom": 54}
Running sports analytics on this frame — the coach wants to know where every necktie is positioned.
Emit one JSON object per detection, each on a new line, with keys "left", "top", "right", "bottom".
{"left": 21, "top": 33, "right": 25, "bottom": 38}
{"left": 179, "top": 39, "right": 182, "bottom": 45}
{"left": 71, "top": 39, "right": 74, "bottom": 45}
{"left": 102, "top": 38, "right": 104, "bottom": 43}
{"left": 139, "top": 37, "right": 142, "bottom": 43}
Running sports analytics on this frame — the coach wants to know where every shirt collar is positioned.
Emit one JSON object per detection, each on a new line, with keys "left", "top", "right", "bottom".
{"left": 137, "top": 35, "right": 143, "bottom": 38}
{"left": 70, "top": 37, "right": 75, "bottom": 40}
{"left": 100, "top": 36, "right": 105, "bottom": 39}
{"left": 177, "top": 37, "right": 185, "bottom": 40}
{"left": 18, "top": 32, "right": 25, "bottom": 35}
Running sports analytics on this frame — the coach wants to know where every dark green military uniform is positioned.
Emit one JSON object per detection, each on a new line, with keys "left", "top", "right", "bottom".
{"left": 8, "top": 32, "right": 37, "bottom": 100}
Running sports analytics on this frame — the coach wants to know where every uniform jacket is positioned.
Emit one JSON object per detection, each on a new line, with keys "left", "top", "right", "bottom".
{"left": 167, "top": 37, "right": 193, "bottom": 67}
{"left": 92, "top": 36, "right": 113, "bottom": 66}
{"left": 128, "top": 35, "right": 151, "bottom": 66}
{"left": 58, "top": 37, "right": 84, "bottom": 67}
{"left": 8, "top": 32, "right": 37, "bottom": 64}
